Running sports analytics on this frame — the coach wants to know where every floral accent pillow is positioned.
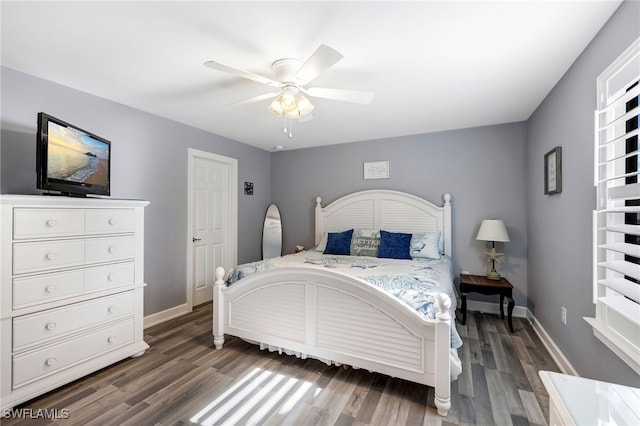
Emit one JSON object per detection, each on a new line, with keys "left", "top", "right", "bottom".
{"left": 410, "top": 232, "right": 441, "bottom": 259}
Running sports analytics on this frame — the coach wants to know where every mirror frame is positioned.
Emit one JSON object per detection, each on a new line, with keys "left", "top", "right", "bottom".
{"left": 262, "top": 204, "right": 282, "bottom": 259}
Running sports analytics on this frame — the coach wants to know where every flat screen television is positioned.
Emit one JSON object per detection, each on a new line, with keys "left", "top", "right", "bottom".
{"left": 36, "top": 112, "right": 111, "bottom": 197}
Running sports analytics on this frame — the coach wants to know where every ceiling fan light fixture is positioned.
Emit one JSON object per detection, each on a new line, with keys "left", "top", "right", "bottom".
{"left": 280, "top": 86, "right": 298, "bottom": 113}
{"left": 295, "top": 93, "right": 314, "bottom": 117}
{"left": 268, "top": 96, "right": 284, "bottom": 117}
{"left": 285, "top": 109, "right": 301, "bottom": 119}
{"left": 268, "top": 86, "right": 314, "bottom": 120}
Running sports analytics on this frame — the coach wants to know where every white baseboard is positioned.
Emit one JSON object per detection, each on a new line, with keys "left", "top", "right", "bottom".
{"left": 144, "top": 303, "right": 191, "bottom": 329}
{"left": 464, "top": 299, "right": 528, "bottom": 319}
{"left": 527, "top": 310, "right": 578, "bottom": 376}
{"left": 464, "top": 300, "right": 577, "bottom": 376}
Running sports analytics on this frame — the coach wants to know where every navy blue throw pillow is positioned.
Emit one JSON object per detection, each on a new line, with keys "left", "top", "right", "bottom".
{"left": 323, "top": 229, "right": 354, "bottom": 255}
{"left": 378, "top": 230, "right": 412, "bottom": 259}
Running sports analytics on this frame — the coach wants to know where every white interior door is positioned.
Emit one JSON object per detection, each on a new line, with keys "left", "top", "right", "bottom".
{"left": 188, "top": 149, "right": 237, "bottom": 307}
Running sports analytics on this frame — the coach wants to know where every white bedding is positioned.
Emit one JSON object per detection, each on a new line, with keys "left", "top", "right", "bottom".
{"left": 227, "top": 251, "right": 463, "bottom": 349}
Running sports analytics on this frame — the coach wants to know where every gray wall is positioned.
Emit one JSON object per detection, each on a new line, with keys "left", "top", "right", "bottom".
{"left": 271, "top": 123, "right": 529, "bottom": 307}
{"left": 526, "top": 0, "right": 640, "bottom": 386}
{"left": 2, "top": 0, "right": 638, "bottom": 388}
{"left": 0, "top": 67, "right": 272, "bottom": 315}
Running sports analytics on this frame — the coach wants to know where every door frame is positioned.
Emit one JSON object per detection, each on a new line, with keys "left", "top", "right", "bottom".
{"left": 186, "top": 148, "right": 238, "bottom": 310}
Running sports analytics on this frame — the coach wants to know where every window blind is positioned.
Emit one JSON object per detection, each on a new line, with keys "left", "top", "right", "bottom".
{"left": 587, "top": 38, "right": 640, "bottom": 374}
{"left": 596, "top": 81, "right": 640, "bottom": 301}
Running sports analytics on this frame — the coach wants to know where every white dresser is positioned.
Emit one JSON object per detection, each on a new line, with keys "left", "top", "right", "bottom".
{"left": 0, "top": 195, "right": 149, "bottom": 410}
{"left": 539, "top": 370, "right": 640, "bottom": 425}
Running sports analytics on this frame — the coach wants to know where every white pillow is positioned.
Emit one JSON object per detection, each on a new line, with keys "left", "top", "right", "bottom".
{"left": 410, "top": 232, "right": 441, "bottom": 259}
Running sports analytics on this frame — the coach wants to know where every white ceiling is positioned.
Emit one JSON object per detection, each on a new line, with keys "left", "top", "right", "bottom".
{"left": 1, "top": 1, "right": 621, "bottom": 151}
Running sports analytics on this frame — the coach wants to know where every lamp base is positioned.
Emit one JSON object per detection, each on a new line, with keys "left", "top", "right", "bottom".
{"left": 486, "top": 270, "right": 502, "bottom": 280}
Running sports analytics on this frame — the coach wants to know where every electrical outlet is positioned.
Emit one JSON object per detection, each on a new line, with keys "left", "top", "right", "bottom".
{"left": 561, "top": 306, "right": 567, "bottom": 325}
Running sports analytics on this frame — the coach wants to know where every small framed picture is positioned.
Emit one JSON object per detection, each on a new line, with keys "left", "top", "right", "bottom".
{"left": 363, "top": 161, "right": 389, "bottom": 180}
{"left": 244, "top": 181, "right": 254, "bottom": 195}
{"left": 544, "top": 146, "right": 562, "bottom": 195}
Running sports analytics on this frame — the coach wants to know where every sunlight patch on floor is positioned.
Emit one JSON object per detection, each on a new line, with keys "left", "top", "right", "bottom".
{"left": 189, "top": 366, "right": 319, "bottom": 425}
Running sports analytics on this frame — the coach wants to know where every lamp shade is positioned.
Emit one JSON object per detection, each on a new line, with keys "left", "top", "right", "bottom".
{"left": 268, "top": 96, "right": 284, "bottom": 117}
{"left": 476, "top": 219, "right": 510, "bottom": 242}
{"left": 268, "top": 87, "right": 314, "bottom": 120}
{"left": 280, "top": 86, "right": 298, "bottom": 113}
{"left": 295, "top": 93, "right": 314, "bottom": 116}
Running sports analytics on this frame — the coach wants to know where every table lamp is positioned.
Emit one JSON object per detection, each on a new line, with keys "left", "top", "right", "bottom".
{"left": 476, "top": 219, "right": 510, "bottom": 280}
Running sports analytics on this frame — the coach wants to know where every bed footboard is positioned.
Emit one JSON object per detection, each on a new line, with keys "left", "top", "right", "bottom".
{"left": 212, "top": 266, "right": 451, "bottom": 416}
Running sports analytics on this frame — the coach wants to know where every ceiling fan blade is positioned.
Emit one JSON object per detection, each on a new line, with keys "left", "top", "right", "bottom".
{"left": 204, "top": 61, "right": 281, "bottom": 87}
{"left": 223, "top": 91, "right": 280, "bottom": 107}
{"left": 305, "top": 87, "right": 374, "bottom": 105}
{"left": 294, "top": 44, "right": 344, "bottom": 85}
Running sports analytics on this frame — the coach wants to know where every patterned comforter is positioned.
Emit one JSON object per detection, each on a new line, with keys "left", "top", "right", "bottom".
{"left": 227, "top": 251, "right": 462, "bottom": 348}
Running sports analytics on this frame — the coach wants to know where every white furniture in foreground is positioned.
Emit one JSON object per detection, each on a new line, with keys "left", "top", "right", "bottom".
{"left": 214, "top": 190, "right": 454, "bottom": 416}
{"left": 539, "top": 370, "right": 640, "bottom": 426}
{"left": 0, "top": 195, "right": 149, "bottom": 410}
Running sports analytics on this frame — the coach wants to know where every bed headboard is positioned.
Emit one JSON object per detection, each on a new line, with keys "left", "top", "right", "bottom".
{"left": 315, "top": 190, "right": 452, "bottom": 257}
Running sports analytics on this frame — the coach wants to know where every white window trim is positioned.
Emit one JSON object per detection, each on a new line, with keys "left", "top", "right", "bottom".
{"left": 584, "top": 37, "right": 640, "bottom": 375}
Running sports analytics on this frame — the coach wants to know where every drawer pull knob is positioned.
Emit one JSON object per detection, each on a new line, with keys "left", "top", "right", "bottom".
{"left": 45, "top": 357, "right": 56, "bottom": 366}
{"left": 107, "top": 336, "right": 116, "bottom": 343}
{"left": 107, "top": 273, "right": 116, "bottom": 281}
{"left": 45, "top": 322, "right": 57, "bottom": 330}
{"left": 46, "top": 219, "right": 57, "bottom": 227}
{"left": 46, "top": 285, "right": 56, "bottom": 293}
{"left": 108, "top": 306, "right": 117, "bottom": 314}
{"left": 108, "top": 218, "right": 117, "bottom": 225}
{"left": 46, "top": 252, "right": 57, "bottom": 260}
{"left": 108, "top": 246, "right": 117, "bottom": 254}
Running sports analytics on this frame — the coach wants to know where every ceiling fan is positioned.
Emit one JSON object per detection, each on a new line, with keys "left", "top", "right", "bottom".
{"left": 203, "top": 44, "right": 374, "bottom": 123}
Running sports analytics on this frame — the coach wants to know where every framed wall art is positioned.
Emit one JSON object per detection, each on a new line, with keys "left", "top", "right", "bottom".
{"left": 363, "top": 161, "right": 389, "bottom": 180}
{"left": 244, "top": 181, "right": 254, "bottom": 195}
{"left": 544, "top": 146, "right": 562, "bottom": 195}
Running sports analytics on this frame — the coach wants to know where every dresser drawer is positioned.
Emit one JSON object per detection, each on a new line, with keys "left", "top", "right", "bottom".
{"left": 84, "top": 262, "right": 135, "bottom": 293}
{"left": 86, "top": 209, "right": 136, "bottom": 234}
{"left": 85, "top": 236, "right": 135, "bottom": 264}
{"left": 13, "top": 270, "right": 84, "bottom": 309}
{"left": 13, "top": 240, "right": 85, "bottom": 274}
{"left": 13, "top": 209, "right": 85, "bottom": 240}
{"left": 13, "top": 292, "right": 135, "bottom": 350}
{"left": 12, "top": 319, "right": 135, "bottom": 388}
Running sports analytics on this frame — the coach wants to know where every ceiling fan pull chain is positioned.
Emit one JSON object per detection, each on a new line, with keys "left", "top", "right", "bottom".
{"left": 288, "top": 118, "right": 293, "bottom": 138}
{"left": 283, "top": 115, "right": 288, "bottom": 134}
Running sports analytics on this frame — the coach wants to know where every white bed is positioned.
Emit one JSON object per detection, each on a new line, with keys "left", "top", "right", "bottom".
{"left": 213, "top": 190, "right": 458, "bottom": 416}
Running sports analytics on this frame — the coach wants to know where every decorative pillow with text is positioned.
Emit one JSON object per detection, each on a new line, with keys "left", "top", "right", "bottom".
{"left": 350, "top": 229, "right": 381, "bottom": 257}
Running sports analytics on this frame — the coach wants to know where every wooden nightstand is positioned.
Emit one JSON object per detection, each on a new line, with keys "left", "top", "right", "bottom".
{"left": 460, "top": 274, "right": 515, "bottom": 332}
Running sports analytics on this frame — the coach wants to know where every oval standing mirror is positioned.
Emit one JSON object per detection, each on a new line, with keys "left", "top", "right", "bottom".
{"left": 262, "top": 204, "right": 282, "bottom": 259}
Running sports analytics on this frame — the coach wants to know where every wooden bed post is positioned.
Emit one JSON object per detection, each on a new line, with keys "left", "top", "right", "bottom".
{"left": 213, "top": 266, "right": 226, "bottom": 349}
{"left": 434, "top": 293, "right": 452, "bottom": 416}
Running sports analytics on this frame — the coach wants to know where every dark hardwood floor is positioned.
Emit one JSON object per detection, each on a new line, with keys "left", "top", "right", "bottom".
{"left": 3, "top": 303, "right": 560, "bottom": 425}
